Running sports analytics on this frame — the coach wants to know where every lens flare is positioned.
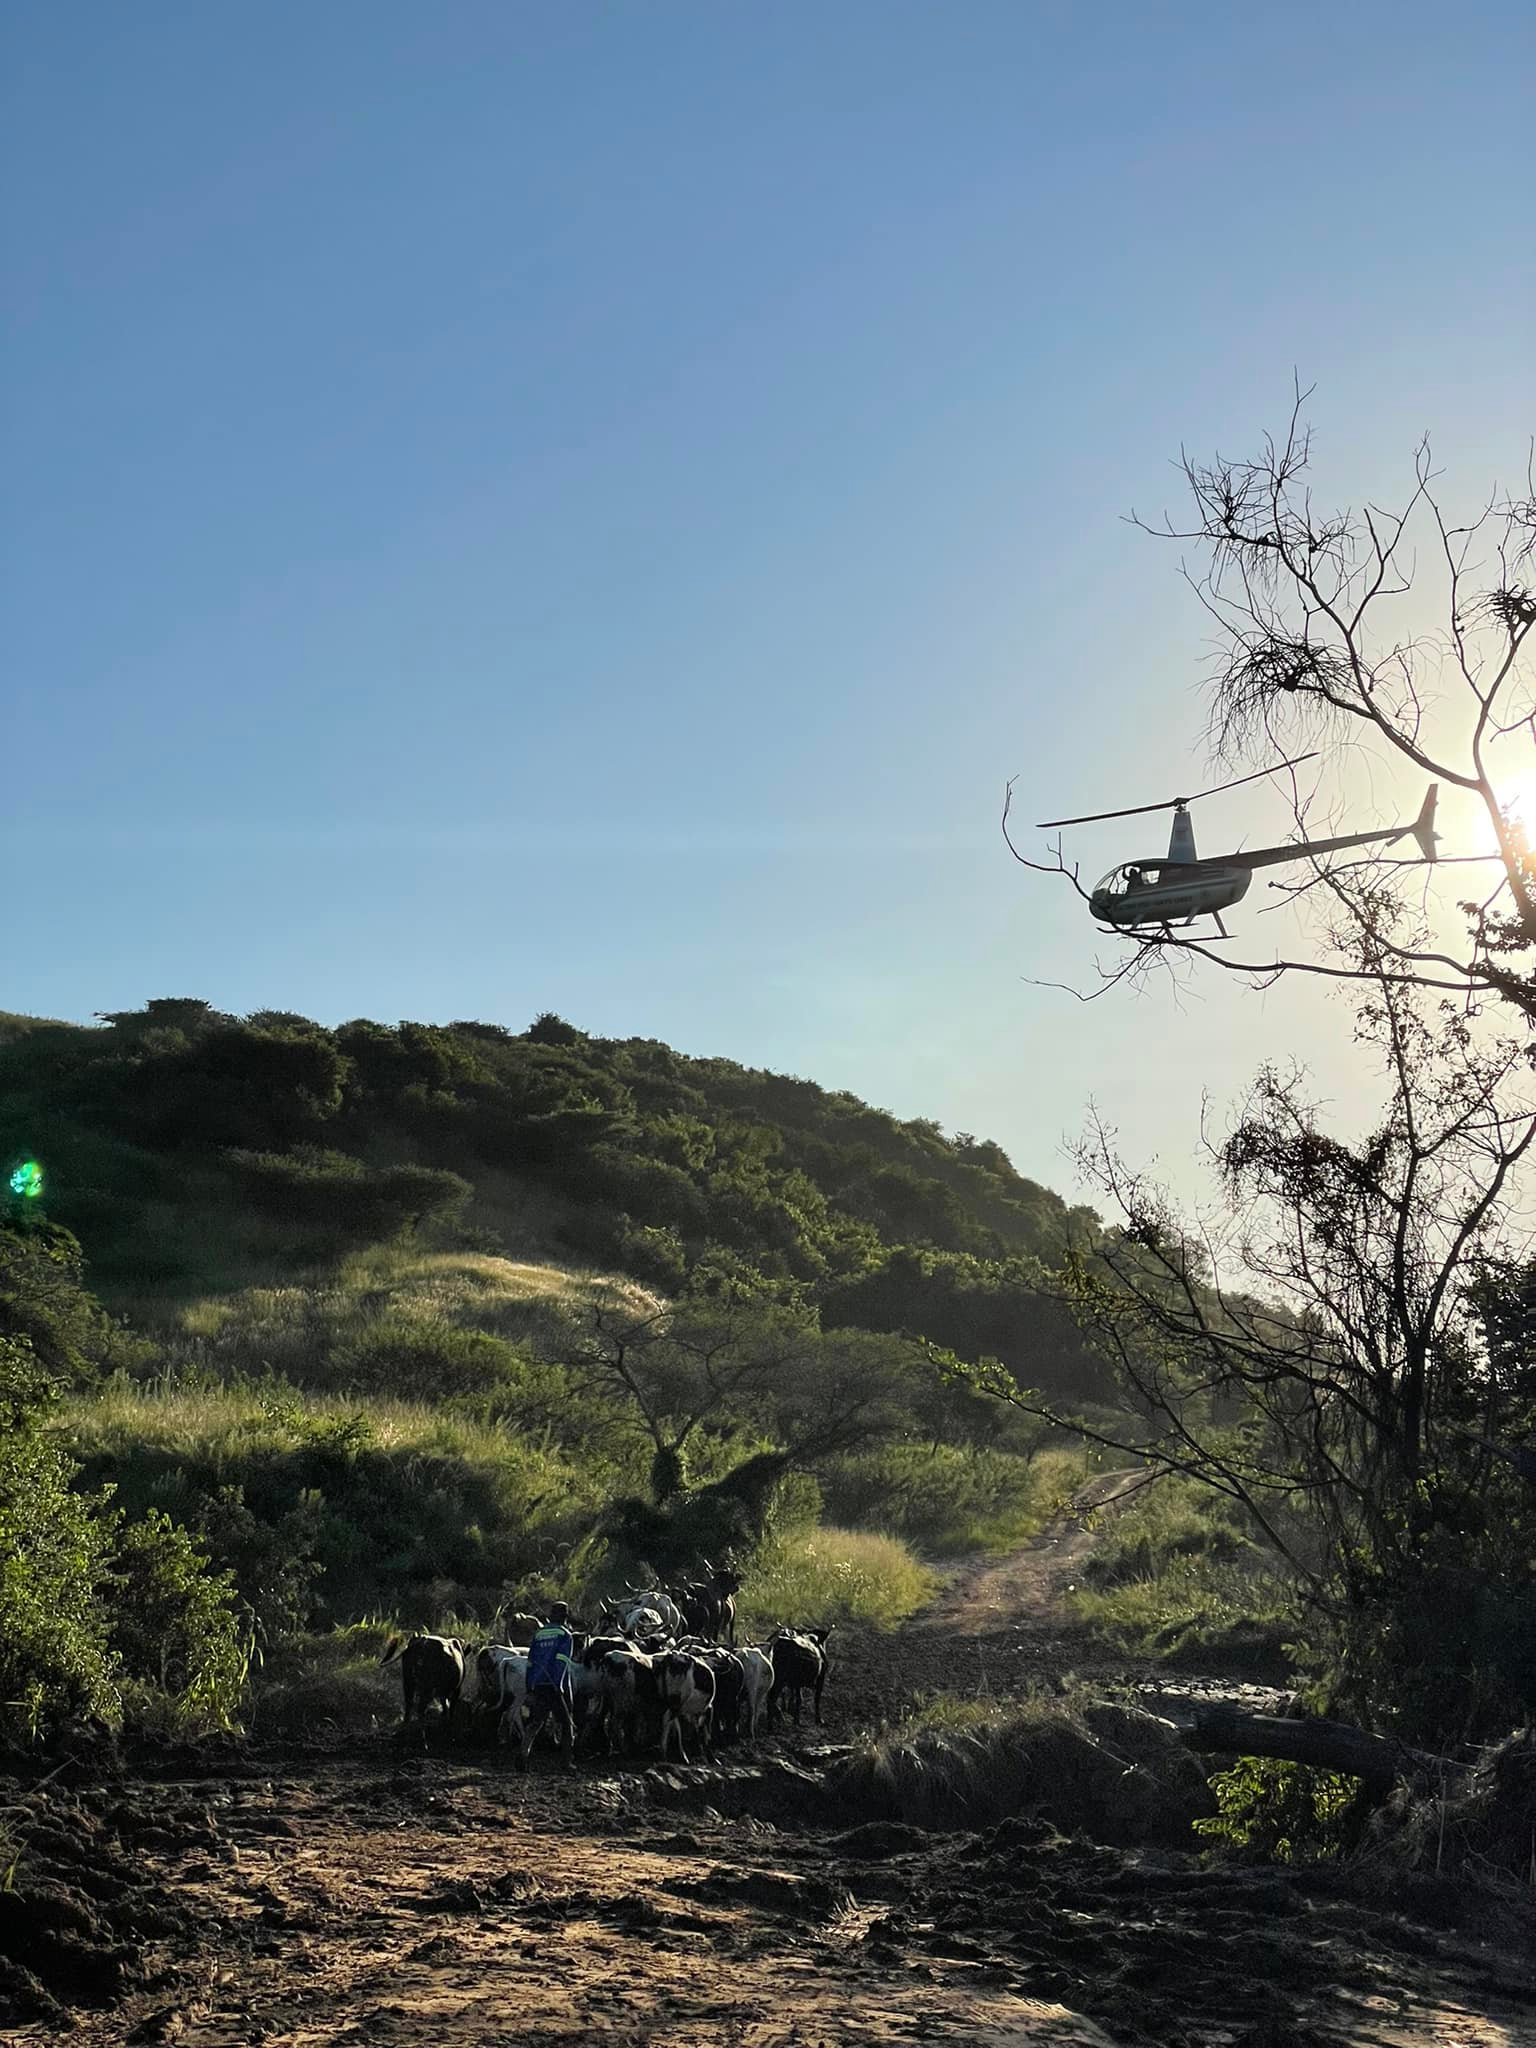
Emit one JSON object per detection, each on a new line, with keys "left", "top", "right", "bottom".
{"left": 8, "top": 1160, "right": 43, "bottom": 1200}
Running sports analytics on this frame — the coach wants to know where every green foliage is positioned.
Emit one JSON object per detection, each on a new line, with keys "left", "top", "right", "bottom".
{"left": 3, "top": 996, "right": 1131, "bottom": 1680}
{"left": 1194, "top": 1758, "right": 1361, "bottom": 1863}
{"left": 111, "top": 1510, "right": 249, "bottom": 1732}
{"left": 0, "top": 1215, "right": 144, "bottom": 1386}
{"left": 227, "top": 1149, "right": 470, "bottom": 1249}
{"left": 0, "top": 1002, "right": 1101, "bottom": 1405}
{"left": 245, "top": 1620, "right": 399, "bottom": 1737}
{"left": 325, "top": 1315, "right": 521, "bottom": 1397}
{"left": 0, "top": 1337, "right": 118, "bottom": 1736}
{"left": 70, "top": 1380, "right": 615, "bottom": 1626}
{"left": 823, "top": 1247, "right": 1113, "bottom": 1403}
{"left": 1067, "top": 1478, "right": 1296, "bottom": 1675}
{"left": 192, "top": 1485, "right": 324, "bottom": 1646}
{"left": 817, "top": 1443, "right": 1082, "bottom": 1555}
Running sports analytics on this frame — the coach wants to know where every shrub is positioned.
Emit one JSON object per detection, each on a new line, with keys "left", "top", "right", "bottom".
{"left": 112, "top": 1510, "right": 250, "bottom": 1732}
{"left": 0, "top": 1337, "right": 118, "bottom": 1737}
{"left": 247, "top": 1621, "right": 399, "bottom": 1738}
{"left": 68, "top": 1381, "right": 615, "bottom": 1626}
{"left": 1194, "top": 1758, "right": 1362, "bottom": 1863}
{"left": 193, "top": 1484, "right": 324, "bottom": 1646}
{"left": 325, "top": 1316, "right": 521, "bottom": 1397}
{"left": 226, "top": 1150, "right": 470, "bottom": 1247}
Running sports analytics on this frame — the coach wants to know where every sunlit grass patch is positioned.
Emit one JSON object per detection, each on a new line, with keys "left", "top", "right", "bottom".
{"left": 738, "top": 1526, "right": 937, "bottom": 1634}
{"left": 138, "top": 1244, "right": 663, "bottom": 1394}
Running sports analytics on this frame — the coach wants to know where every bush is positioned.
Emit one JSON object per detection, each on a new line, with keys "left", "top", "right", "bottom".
{"left": 1194, "top": 1757, "right": 1361, "bottom": 1863}
{"left": 112, "top": 1510, "right": 250, "bottom": 1732}
{"left": 69, "top": 1380, "right": 617, "bottom": 1626}
{"left": 0, "top": 1337, "right": 118, "bottom": 1737}
{"left": 325, "top": 1316, "right": 522, "bottom": 1397}
{"left": 247, "top": 1621, "right": 399, "bottom": 1737}
{"left": 226, "top": 1150, "right": 470, "bottom": 1247}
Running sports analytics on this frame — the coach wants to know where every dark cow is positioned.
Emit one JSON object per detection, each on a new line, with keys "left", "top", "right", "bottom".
{"left": 678, "top": 1563, "right": 745, "bottom": 1644}
{"left": 379, "top": 1632, "right": 467, "bottom": 1726}
{"left": 766, "top": 1627, "right": 830, "bottom": 1726}
{"left": 571, "top": 1634, "right": 631, "bottom": 1751}
{"left": 693, "top": 1646, "right": 746, "bottom": 1741}
{"left": 499, "top": 1610, "right": 546, "bottom": 1643}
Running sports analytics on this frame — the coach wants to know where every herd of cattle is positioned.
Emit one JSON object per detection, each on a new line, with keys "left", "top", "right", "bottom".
{"left": 378, "top": 1568, "right": 832, "bottom": 1767}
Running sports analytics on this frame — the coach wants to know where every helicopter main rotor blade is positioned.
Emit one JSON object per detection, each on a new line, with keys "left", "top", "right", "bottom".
{"left": 1037, "top": 752, "right": 1319, "bottom": 830}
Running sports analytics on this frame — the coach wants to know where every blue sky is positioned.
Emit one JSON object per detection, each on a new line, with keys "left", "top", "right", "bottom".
{"left": 6, "top": 2, "right": 1533, "bottom": 1204}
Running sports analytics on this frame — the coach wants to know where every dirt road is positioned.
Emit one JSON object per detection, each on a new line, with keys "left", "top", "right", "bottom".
{"left": 5, "top": 1492, "right": 1534, "bottom": 2048}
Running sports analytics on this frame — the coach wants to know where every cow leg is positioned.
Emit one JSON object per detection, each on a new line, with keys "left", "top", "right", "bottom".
{"left": 814, "top": 1670, "right": 826, "bottom": 1725}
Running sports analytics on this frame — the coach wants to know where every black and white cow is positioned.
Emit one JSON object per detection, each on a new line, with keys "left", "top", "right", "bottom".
{"left": 659, "top": 1652, "right": 716, "bottom": 1760}
{"left": 597, "top": 1646, "right": 665, "bottom": 1754}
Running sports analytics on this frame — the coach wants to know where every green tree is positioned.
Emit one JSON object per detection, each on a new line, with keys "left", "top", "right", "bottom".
{"left": 0, "top": 1335, "right": 118, "bottom": 1736}
{"left": 111, "top": 1511, "right": 248, "bottom": 1731}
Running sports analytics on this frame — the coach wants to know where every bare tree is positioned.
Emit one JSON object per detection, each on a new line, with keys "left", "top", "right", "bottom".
{"left": 990, "top": 399, "right": 1536, "bottom": 1736}
{"left": 1013, "top": 389, "right": 1536, "bottom": 1011}
{"left": 958, "top": 973, "right": 1536, "bottom": 1732}
{"left": 561, "top": 1294, "right": 921, "bottom": 1504}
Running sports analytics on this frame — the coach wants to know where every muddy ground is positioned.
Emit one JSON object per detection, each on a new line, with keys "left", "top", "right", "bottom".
{"left": 5, "top": 1483, "right": 1535, "bottom": 2047}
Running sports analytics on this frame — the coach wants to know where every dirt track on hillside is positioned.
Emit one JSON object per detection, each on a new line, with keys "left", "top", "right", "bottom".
{"left": 5, "top": 1491, "right": 1535, "bottom": 2048}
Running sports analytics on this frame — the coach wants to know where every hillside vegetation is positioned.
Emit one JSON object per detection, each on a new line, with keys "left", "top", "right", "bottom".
{"left": 0, "top": 1000, "right": 1111, "bottom": 1737}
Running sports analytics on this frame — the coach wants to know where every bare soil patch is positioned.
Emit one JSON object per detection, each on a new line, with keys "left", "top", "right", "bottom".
{"left": 5, "top": 1489, "right": 1533, "bottom": 2047}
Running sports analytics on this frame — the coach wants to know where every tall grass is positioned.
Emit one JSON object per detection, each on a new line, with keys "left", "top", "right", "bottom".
{"left": 66, "top": 1378, "right": 629, "bottom": 1626}
{"left": 816, "top": 1440, "right": 1099, "bottom": 1557}
{"left": 248, "top": 1621, "right": 400, "bottom": 1737}
{"left": 1065, "top": 1475, "right": 1296, "bottom": 1670}
{"left": 132, "top": 1244, "right": 658, "bottom": 1394}
{"left": 738, "top": 1527, "right": 936, "bottom": 1634}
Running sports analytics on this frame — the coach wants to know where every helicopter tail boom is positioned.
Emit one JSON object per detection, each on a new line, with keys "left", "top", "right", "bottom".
{"left": 1410, "top": 784, "right": 1439, "bottom": 864}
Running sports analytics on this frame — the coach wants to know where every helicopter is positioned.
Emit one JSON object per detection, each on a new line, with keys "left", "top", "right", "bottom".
{"left": 1037, "top": 754, "right": 1440, "bottom": 936}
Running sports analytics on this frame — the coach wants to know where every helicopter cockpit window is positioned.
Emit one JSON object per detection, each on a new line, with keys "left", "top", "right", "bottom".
{"left": 1094, "top": 865, "right": 1155, "bottom": 899}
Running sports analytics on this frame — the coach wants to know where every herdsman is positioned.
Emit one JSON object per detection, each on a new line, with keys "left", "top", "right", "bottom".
{"left": 518, "top": 1601, "right": 577, "bottom": 1772}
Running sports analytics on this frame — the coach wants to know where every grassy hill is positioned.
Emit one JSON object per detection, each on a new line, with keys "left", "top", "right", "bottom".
{"left": 0, "top": 999, "right": 1108, "bottom": 1400}
{"left": 0, "top": 1000, "right": 1107, "bottom": 1730}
